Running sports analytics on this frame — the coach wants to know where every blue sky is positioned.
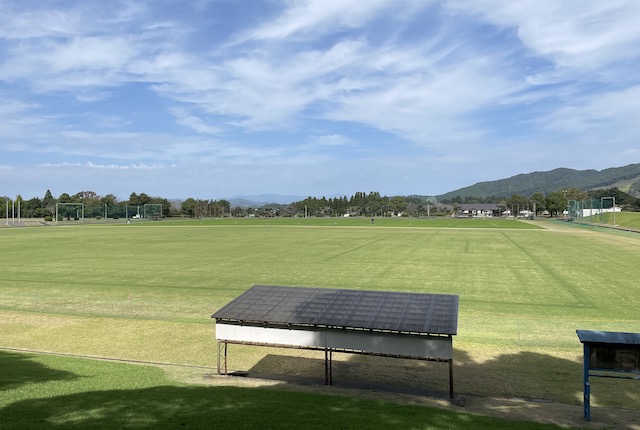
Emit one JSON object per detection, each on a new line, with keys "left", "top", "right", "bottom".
{"left": 2, "top": 0, "right": 640, "bottom": 200}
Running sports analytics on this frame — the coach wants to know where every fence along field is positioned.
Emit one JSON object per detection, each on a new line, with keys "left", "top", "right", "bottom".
{"left": 0, "top": 218, "right": 639, "bottom": 410}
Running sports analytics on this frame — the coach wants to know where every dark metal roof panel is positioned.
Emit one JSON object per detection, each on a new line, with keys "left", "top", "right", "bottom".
{"left": 576, "top": 330, "right": 640, "bottom": 346}
{"left": 212, "top": 285, "right": 459, "bottom": 335}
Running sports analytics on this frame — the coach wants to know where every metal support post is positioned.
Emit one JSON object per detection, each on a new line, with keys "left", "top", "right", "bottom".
{"left": 217, "top": 341, "right": 228, "bottom": 375}
{"left": 449, "top": 358, "right": 454, "bottom": 399}
{"left": 329, "top": 350, "right": 333, "bottom": 385}
{"left": 583, "top": 343, "right": 591, "bottom": 421}
{"left": 324, "top": 349, "right": 333, "bottom": 385}
{"left": 217, "top": 341, "right": 221, "bottom": 374}
{"left": 324, "top": 349, "right": 329, "bottom": 385}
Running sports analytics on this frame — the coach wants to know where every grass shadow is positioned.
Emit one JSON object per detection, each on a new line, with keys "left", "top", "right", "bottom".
{"left": 0, "top": 350, "right": 79, "bottom": 391}
{"left": 0, "top": 382, "right": 565, "bottom": 429}
{"left": 1, "top": 349, "right": 631, "bottom": 429}
{"left": 247, "top": 353, "right": 452, "bottom": 399}
{"left": 228, "top": 346, "right": 639, "bottom": 424}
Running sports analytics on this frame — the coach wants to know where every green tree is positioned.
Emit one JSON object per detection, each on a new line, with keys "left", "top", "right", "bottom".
{"left": 100, "top": 194, "right": 119, "bottom": 206}
{"left": 587, "top": 187, "right": 635, "bottom": 209}
{"left": 43, "top": 190, "right": 56, "bottom": 213}
{"left": 389, "top": 196, "right": 407, "bottom": 215}
{"left": 545, "top": 191, "right": 567, "bottom": 217}
{"left": 563, "top": 187, "right": 587, "bottom": 201}
{"left": 181, "top": 198, "right": 196, "bottom": 217}
{"left": 217, "top": 200, "right": 230, "bottom": 217}
{"left": 530, "top": 192, "right": 546, "bottom": 216}
{"left": 24, "top": 197, "right": 43, "bottom": 218}
{"left": 505, "top": 194, "right": 528, "bottom": 216}
{"left": 129, "top": 192, "right": 152, "bottom": 206}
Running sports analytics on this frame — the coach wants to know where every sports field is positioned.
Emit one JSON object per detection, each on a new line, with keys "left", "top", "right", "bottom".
{"left": 1, "top": 217, "right": 639, "bottom": 425}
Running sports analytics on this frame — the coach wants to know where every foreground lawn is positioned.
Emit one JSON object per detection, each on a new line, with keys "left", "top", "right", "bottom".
{"left": 0, "top": 351, "right": 567, "bottom": 429}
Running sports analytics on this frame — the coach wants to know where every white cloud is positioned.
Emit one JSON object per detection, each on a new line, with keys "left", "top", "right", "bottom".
{"left": 39, "top": 161, "right": 167, "bottom": 170}
{"left": 543, "top": 85, "right": 640, "bottom": 138}
{"left": 238, "top": 0, "right": 403, "bottom": 41}
{"left": 169, "top": 107, "right": 221, "bottom": 135}
{"left": 322, "top": 54, "right": 520, "bottom": 146}
{"left": 0, "top": 1, "right": 145, "bottom": 39}
{"left": 310, "top": 135, "right": 355, "bottom": 147}
{"left": 449, "top": 0, "right": 640, "bottom": 72}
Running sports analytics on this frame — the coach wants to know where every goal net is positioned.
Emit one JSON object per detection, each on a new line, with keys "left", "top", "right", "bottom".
{"left": 567, "top": 198, "right": 616, "bottom": 225}
{"left": 56, "top": 203, "right": 84, "bottom": 222}
{"left": 143, "top": 204, "right": 163, "bottom": 220}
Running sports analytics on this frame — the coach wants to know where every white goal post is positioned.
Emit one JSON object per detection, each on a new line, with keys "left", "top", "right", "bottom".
{"left": 56, "top": 203, "right": 85, "bottom": 223}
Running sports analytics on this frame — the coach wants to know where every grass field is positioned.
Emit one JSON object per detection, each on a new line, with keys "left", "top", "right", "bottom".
{"left": 0, "top": 351, "right": 567, "bottom": 430}
{"left": 582, "top": 211, "right": 640, "bottom": 230}
{"left": 1, "top": 217, "right": 639, "bottom": 427}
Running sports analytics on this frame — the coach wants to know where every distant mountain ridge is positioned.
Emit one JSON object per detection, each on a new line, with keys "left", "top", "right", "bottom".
{"left": 436, "top": 163, "right": 640, "bottom": 200}
{"left": 226, "top": 194, "right": 305, "bottom": 207}
{"left": 224, "top": 164, "right": 640, "bottom": 207}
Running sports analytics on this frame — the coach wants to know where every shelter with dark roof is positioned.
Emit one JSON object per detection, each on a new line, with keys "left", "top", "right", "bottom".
{"left": 212, "top": 285, "right": 459, "bottom": 398}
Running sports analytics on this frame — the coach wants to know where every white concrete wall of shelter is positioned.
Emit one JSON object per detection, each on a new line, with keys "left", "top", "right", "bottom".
{"left": 215, "top": 323, "right": 453, "bottom": 360}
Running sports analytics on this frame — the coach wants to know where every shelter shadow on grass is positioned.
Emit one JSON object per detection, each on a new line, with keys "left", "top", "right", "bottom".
{"left": 454, "top": 348, "right": 640, "bottom": 409}
{"left": 0, "top": 383, "right": 565, "bottom": 430}
{"left": 239, "top": 347, "right": 640, "bottom": 410}
{"left": 0, "top": 351, "right": 79, "bottom": 391}
{"left": 248, "top": 353, "right": 451, "bottom": 399}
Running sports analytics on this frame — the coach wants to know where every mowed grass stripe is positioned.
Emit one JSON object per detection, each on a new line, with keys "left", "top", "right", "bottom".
{"left": 498, "top": 231, "right": 593, "bottom": 307}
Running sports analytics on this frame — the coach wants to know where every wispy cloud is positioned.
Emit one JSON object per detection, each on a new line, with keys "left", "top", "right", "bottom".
{"left": 236, "top": 0, "right": 407, "bottom": 42}
{"left": 1, "top": 0, "right": 639, "bottom": 198}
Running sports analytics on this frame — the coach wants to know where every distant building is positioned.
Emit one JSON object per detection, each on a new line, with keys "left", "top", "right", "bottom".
{"left": 457, "top": 204, "right": 503, "bottom": 217}
{"left": 580, "top": 206, "right": 621, "bottom": 218}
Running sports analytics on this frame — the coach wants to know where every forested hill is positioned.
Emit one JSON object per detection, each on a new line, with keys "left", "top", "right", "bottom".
{"left": 437, "top": 163, "right": 640, "bottom": 200}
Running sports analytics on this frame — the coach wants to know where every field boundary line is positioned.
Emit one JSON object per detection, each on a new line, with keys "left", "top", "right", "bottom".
{"left": 0, "top": 346, "right": 215, "bottom": 370}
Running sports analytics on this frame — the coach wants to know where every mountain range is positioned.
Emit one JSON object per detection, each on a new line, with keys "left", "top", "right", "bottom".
{"left": 225, "top": 164, "right": 640, "bottom": 207}
{"left": 225, "top": 194, "right": 306, "bottom": 207}
{"left": 435, "top": 163, "right": 640, "bottom": 200}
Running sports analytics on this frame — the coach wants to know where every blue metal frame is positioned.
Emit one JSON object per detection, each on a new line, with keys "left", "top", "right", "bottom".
{"left": 582, "top": 343, "right": 591, "bottom": 421}
{"left": 577, "top": 330, "right": 640, "bottom": 422}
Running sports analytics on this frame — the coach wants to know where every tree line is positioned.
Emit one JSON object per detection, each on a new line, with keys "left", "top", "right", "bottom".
{"left": 441, "top": 187, "right": 640, "bottom": 217}
{"left": 1, "top": 190, "right": 173, "bottom": 220}
{"left": 2, "top": 187, "right": 638, "bottom": 220}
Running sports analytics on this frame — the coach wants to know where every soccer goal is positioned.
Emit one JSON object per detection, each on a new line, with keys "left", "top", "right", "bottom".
{"left": 56, "top": 203, "right": 84, "bottom": 223}
{"left": 143, "top": 204, "right": 163, "bottom": 220}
